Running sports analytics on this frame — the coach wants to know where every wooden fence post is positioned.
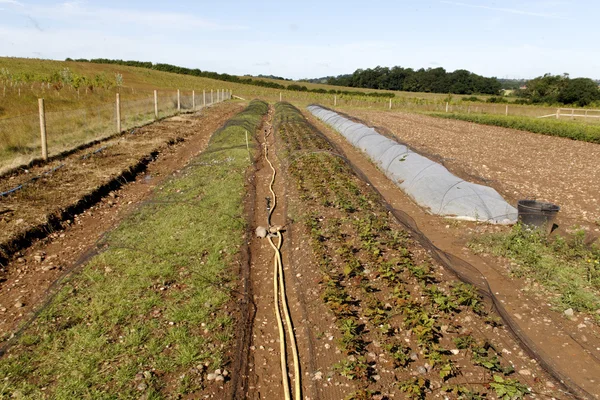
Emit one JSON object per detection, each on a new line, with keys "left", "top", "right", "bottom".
{"left": 211, "top": 89, "right": 213, "bottom": 104}
{"left": 177, "top": 89, "right": 181, "bottom": 112}
{"left": 334, "top": 95, "right": 337, "bottom": 106}
{"left": 446, "top": 102, "right": 449, "bottom": 113}
{"left": 38, "top": 98, "right": 48, "bottom": 161}
{"left": 389, "top": 98, "right": 392, "bottom": 110}
{"left": 505, "top": 105, "right": 508, "bottom": 116}
{"left": 116, "top": 93, "right": 121, "bottom": 133}
{"left": 192, "top": 90, "right": 195, "bottom": 109}
{"left": 154, "top": 90, "right": 158, "bottom": 119}
{"left": 203, "top": 90, "right": 206, "bottom": 107}
{"left": 280, "top": 92, "right": 282, "bottom": 102}
{"left": 556, "top": 108, "right": 560, "bottom": 119}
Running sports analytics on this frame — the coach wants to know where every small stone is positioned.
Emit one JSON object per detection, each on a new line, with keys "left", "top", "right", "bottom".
{"left": 14, "top": 302, "right": 24, "bottom": 308}
{"left": 255, "top": 226, "right": 268, "bottom": 238}
{"left": 577, "top": 323, "right": 586, "bottom": 329}
{"left": 136, "top": 383, "right": 147, "bottom": 391}
{"left": 564, "top": 308, "right": 574, "bottom": 317}
{"left": 410, "top": 353, "right": 419, "bottom": 361}
{"left": 143, "top": 371, "right": 152, "bottom": 380}
{"left": 314, "top": 371, "right": 323, "bottom": 380}
{"left": 450, "top": 349, "right": 460, "bottom": 355}
{"left": 41, "top": 265, "right": 56, "bottom": 272}
{"left": 417, "top": 366, "right": 427, "bottom": 374}
{"left": 34, "top": 255, "right": 44, "bottom": 263}
{"left": 215, "top": 375, "right": 225, "bottom": 382}
{"left": 207, "top": 373, "right": 217, "bottom": 381}
{"left": 0, "top": 307, "right": 6, "bottom": 313}
{"left": 518, "top": 369, "right": 531, "bottom": 376}
{"left": 546, "top": 381, "right": 555, "bottom": 388}
{"left": 373, "top": 375, "right": 381, "bottom": 381}
{"left": 215, "top": 369, "right": 222, "bottom": 375}
{"left": 222, "top": 369, "right": 229, "bottom": 377}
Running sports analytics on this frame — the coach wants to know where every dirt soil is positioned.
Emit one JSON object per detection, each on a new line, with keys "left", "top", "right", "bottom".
{"left": 0, "top": 102, "right": 243, "bottom": 338}
{"left": 305, "top": 109, "right": 600, "bottom": 398}
{"left": 247, "top": 106, "right": 352, "bottom": 399}
{"left": 345, "top": 109, "right": 600, "bottom": 229}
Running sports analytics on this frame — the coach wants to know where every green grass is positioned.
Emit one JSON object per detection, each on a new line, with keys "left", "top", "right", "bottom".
{"left": 469, "top": 224, "right": 600, "bottom": 319}
{"left": 0, "top": 100, "right": 268, "bottom": 398}
{"left": 428, "top": 112, "right": 600, "bottom": 144}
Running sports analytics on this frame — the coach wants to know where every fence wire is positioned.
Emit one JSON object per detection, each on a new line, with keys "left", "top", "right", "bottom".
{"left": 0, "top": 90, "right": 231, "bottom": 174}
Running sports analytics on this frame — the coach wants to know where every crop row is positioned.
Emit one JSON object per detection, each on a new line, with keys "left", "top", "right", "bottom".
{"left": 275, "top": 103, "right": 539, "bottom": 399}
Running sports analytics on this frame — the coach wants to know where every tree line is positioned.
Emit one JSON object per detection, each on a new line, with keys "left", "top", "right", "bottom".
{"left": 516, "top": 73, "right": 600, "bottom": 107}
{"left": 319, "top": 66, "right": 502, "bottom": 95}
{"left": 66, "top": 58, "right": 394, "bottom": 98}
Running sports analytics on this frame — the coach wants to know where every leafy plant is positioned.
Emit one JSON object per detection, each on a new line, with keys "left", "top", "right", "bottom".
{"left": 385, "top": 341, "right": 412, "bottom": 368}
{"left": 335, "top": 357, "right": 372, "bottom": 381}
{"left": 489, "top": 375, "right": 530, "bottom": 399}
{"left": 398, "top": 377, "right": 430, "bottom": 399}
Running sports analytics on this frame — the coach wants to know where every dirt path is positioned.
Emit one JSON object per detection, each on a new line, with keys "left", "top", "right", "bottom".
{"left": 305, "top": 109, "right": 600, "bottom": 398}
{"left": 344, "top": 109, "right": 600, "bottom": 229}
{"left": 0, "top": 103, "right": 243, "bottom": 338}
{"left": 247, "top": 106, "right": 352, "bottom": 399}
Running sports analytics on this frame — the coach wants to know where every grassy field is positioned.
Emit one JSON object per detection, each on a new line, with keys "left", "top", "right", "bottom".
{"left": 0, "top": 100, "right": 267, "bottom": 398}
{"left": 428, "top": 112, "right": 600, "bottom": 144}
{"left": 469, "top": 225, "right": 600, "bottom": 322}
{"left": 2, "top": 57, "right": 598, "bottom": 176}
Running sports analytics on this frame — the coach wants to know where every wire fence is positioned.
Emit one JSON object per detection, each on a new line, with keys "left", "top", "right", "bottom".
{"left": 0, "top": 89, "right": 231, "bottom": 174}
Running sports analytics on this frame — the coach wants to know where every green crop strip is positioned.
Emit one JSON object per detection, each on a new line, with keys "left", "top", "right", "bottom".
{"left": 0, "top": 100, "right": 268, "bottom": 398}
{"left": 428, "top": 112, "right": 600, "bottom": 144}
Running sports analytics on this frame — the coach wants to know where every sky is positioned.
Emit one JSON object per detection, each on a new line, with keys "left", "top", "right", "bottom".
{"left": 0, "top": 0, "right": 598, "bottom": 80}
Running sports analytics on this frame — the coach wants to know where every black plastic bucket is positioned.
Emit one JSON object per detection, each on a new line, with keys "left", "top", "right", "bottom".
{"left": 517, "top": 200, "right": 560, "bottom": 233}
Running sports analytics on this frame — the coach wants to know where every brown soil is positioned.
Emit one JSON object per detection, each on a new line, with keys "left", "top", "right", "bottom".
{"left": 0, "top": 102, "right": 243, "bottom": 338}
{"left": 345, "top": 109, "right": 600, "bottom": 230}
{"left": 305, "top": 108, "right": 600, "bottom": 398}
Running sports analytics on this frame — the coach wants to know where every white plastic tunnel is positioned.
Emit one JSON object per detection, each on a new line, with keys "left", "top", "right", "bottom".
{"left": 307, "top": 105, "right": 517, "bottom": 224}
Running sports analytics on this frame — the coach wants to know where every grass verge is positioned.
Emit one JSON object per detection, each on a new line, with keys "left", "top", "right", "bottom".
{"left": 0, "top": 100, "right": 267, "bottom": 398}
{"left": 469, "top": 225, "right": 600, "bottom": 321}
{"left": 428, "top": 112, "right": 600, "bottom": 144}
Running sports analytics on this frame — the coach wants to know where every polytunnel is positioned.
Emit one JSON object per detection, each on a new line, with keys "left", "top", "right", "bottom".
{"left": 307, "top": 105, "right": 518, "bottom": 224}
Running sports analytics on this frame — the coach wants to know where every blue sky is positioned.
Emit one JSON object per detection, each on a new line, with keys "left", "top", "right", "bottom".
{"left": 0, "top": 0, "right": 597, "bottom": 80}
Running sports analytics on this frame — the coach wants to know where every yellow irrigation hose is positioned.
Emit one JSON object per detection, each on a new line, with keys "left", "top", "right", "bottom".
{"left": 263, "top": 119, "right": 302, "bottom": 400}
{"left": 272, "top": 233, "right": 291, "bottom": 400}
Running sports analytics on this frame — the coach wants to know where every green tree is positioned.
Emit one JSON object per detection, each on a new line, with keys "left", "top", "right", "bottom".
{"left": 558, "top": 78, "right": 600, "bottom": 106}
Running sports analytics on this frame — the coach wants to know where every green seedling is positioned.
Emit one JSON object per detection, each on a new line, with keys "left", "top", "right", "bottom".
{"left": 334, "top": 357, "right": 372, "bottom": 381}
{"left": 385, "top": 341, "right": 412, "bottom": 368}
{"left": 490, "top": 375, "right": 530, "bottom": 400}
{"left": 398, "top": 377, "right": 430, "bottom": 399}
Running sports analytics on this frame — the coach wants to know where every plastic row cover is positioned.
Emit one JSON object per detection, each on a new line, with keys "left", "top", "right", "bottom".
{"left": 308, "top": 105, "right": 517, "bottom": 224}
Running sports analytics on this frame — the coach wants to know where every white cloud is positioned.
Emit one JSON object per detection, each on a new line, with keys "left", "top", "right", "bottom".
{"left": 441, "top": 1, "right": 565, "bottom": 19}
{"left": 13, "top": 2, "right": 246, "bottom": 32}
